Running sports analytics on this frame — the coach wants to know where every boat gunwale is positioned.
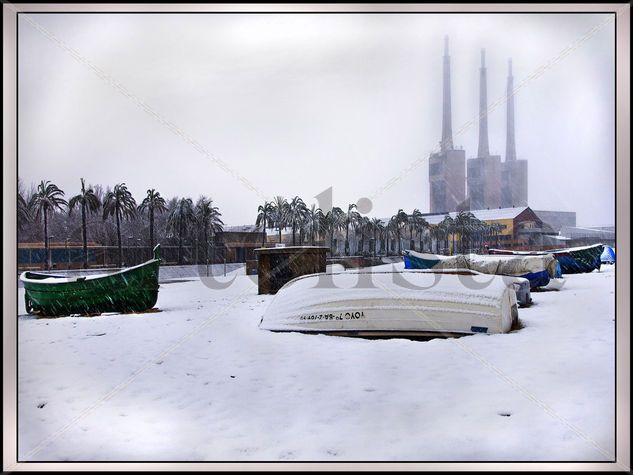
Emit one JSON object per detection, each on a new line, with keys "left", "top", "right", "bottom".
{"left": 19, "top": 258, "right": 160, "bottom": 286}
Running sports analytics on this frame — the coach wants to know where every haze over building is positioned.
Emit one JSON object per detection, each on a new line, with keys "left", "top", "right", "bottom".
{"left": 429, "top": 38, "right": 529, "bottom": 214}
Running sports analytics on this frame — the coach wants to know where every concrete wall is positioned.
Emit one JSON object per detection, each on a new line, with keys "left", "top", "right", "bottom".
{"left": 429, "top": 149, "right": 466, "bottom": 214}
{"left": 501, "top": 159, "right": 528, "bottom": 208}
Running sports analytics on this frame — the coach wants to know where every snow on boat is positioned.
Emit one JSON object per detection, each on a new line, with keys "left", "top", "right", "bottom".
{"left": 403, "top": 250, "right": 557, "bottom": 290}
{"left": 20, "top": 245, "right": 161, "bottom": 317}
{"left": 259, "top": 270, "right": 519, "bottom": 337}
{"left": 405, "top": 268, "right": 532, "bottom": 307}
{"left": 488, "top": 243, "right": 604, "bottom": 274}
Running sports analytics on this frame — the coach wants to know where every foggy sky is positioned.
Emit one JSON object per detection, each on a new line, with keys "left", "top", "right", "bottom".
{"left": 18, "top": 13, "right": 615, "bottom": 226}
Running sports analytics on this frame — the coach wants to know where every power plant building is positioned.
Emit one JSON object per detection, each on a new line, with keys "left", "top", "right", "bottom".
{"left": 466, "top": 49, "right": 502, "bottom": 210}
{"left": 430, "top": 39, "right": 529, "bottom": 213}
{"left": 500, "top": 59, "right": 528, "bottom": 207}
{"left": 429, "top": 37, "right": 466, "bottom": 214}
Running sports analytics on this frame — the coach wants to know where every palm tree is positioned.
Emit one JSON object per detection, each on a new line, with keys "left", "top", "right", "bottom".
{"left": 455, "top": 211, "right": 477, "bottom": 253}
{"left": 393, "top": 209, "right": 408, "bottom": 255}
{"left": 305, "top": 204, "right": 324, "bottom": 246}
{"left": 255, "top": 201, "right": 272, "bottom": 247}
{"left": 386, "top": 216, "right": 398, "bottom": 256}
{"left": 454, "top": 211, "right": 467, "bottom": 254}
{"left": 18, "top": 191, "right": 32, "bottom": 230}
{"left": 324, "top": 207, "right": 345, "bottom": 255}
{"left": 195, "top": 197, "right": 224, "bottom": 264}
{"left": 344, "top": 203, "right": 358, "bottom": 256}
{"left": 370, "top": 218, "right": 384, "bottom": 257}
{"left": 138, "top": 189, "right": 168, "bottom": 254}
{"left": 408, "top": 209, "right": 423, "bottom": 251}
{"left": 429, "top": 224, "right": 442, "bottom": 254}
{"left": 355, "top": 215, "right": 371, "bottom": 256}
{"left": 270, "top": 196, "right": 288, "bottom": 243}
{"left": 68, "top": 178, "right": 102, "bottom": 269}
{"left": 102, "top": 183, "right": 137, "bottom": 268}
{"left": 30, "top": 180, "right": 68, "bottom": 269}
{"left": 417, "top": 215, "right": 429, "bottom": 252}
{"left": 167, "top": 197, "right": 195, "bottom": 265}
{"left": 288, "top": 196, "right": 307, "bottom": 246}
{"left": 439, "top": 215, "right": 454, "bottom": 255}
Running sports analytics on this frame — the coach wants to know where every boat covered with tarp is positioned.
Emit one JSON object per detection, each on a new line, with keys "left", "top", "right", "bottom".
{"left": 260, "top": 270, "right": 519, "bottom": 337}
{"left": 20, "top": 245, "right": 161, "bottom": 317}
{"left": 488, "top": 243, "right": 604, "bottom": 274}
{"left": 403, "top": 250, "right": 558, "bottom": 290}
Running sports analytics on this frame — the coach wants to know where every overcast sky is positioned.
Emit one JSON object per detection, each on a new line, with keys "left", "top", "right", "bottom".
{"left": 18, "top": 13, "right": 615, "bottom": 226}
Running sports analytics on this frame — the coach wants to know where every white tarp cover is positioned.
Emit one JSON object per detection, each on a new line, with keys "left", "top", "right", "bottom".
{"left": 407, "top": 250, "right": 557, "bottom": 277}
{"left": 260, "top": 271, "right": 517, "bottom": 335}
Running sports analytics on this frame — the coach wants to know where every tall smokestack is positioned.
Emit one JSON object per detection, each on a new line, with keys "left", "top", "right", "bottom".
{"left": 505, "top": 58, "right": 517, "bottom": 161}
{"left": 477, "top": 48, "right": 490, "bottom": 158}
{"left": 440, "top": 36, "right": 453, "bottom": 152}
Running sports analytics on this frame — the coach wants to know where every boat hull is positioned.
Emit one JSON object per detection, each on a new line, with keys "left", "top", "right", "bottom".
{"left": 21, "top": 247, "right": 161, "bottom": 317}
{"left": 260, "top": 270, "right": 518, "bottom": 336}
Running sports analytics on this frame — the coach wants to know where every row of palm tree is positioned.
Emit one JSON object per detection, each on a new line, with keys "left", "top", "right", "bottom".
{"left": 255, "top": 197, "right": 505, "bottom": 257}
{"left": 19, "top": 179, "right": 223, "bottom": 269}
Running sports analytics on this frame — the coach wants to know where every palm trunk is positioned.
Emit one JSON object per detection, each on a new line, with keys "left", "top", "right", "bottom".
{"left": 278, "top": 226, "right": 282, "bottom": 243}
{"left": 330, "top": 229, "right": 334, "bottom": 255}
{"left": 149, "top": 207, "right": 155, "bottom": 252}
{"left": 261, "top": 215, "right": 266, "bottom": 247}
{"left": 204, "top": 227, "right": 209, "bottom": 263}
{"left": 178, "top": 217, "right": 183, "bottom": 265}
{"left": 44, "top": 208, "right": 49, "bottom": 270}
{"left": 116, "top": 206, "right": 122, "bottom": 268}
{"left": 82, "top": 202, "right": 88, "bottom": 269}
{"left": 292, "top": 223, "right": 296, "bottom": 246}
{"left": 345, "top": 221, "right": 350, "bottom": 256}
{"left": 211, "top": 230, "right": 215, "bottom": 263}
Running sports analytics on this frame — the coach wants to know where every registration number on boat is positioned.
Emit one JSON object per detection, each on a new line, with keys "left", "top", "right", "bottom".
{"left": 299, "top": 311, "right": 365, "bottom": 321}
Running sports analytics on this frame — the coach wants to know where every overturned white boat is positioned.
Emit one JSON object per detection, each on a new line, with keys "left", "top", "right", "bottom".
{"left": 259, "top": 270, "right": 521, "bottom": 337}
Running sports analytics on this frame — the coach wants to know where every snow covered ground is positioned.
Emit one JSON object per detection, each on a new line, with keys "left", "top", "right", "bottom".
{"left": 17, "top": 263, "right": 616, "bottom": 461}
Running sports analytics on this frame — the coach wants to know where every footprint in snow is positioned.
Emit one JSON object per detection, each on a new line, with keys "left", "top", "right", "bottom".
{"left": 37, "top": 401, "right": 47, "bottom": 409}
{"left": 497, "top": 412, "right": 512, "bottom": 417}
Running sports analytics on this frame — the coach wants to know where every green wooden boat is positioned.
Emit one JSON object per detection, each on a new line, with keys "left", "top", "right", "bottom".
{"left": 20, "top": 245, "right": 161, "bottom": 317}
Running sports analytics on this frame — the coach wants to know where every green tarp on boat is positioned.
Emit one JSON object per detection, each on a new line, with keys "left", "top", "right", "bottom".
{"left": 21, "top": 245, "right": 161, "bottom": 317}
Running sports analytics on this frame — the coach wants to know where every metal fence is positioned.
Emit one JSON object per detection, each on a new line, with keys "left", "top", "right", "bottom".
{"left": 18, "top": 245, "right": 229, "bottom": 271}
